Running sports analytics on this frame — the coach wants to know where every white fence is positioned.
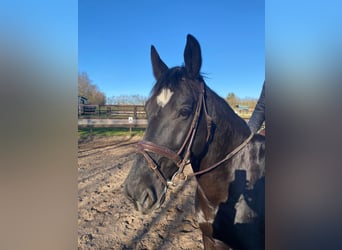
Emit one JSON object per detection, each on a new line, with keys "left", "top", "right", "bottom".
{"left": 78, "top": 118, "right": 148, "bottom": 128}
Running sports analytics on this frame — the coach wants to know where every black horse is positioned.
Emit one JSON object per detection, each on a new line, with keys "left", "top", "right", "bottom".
{"left": 124, "top": 35, "right": 265, "bottom": 250}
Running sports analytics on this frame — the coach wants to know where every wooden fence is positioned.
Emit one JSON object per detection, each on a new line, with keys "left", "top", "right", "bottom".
{"left": 78, "top": 104, "right": 252, "bottom": 128}
{"left": 78, "top": 105, "right": 147, "bottom": 128}
{"left": 78, "top": 104, "right": 146, "bottom": 119}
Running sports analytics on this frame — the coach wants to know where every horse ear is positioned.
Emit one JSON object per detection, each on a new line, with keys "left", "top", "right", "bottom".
{"left": 151, "top": 45, "right": 168, "bottom": 80}
{"left": 184, "top": 34, "right": 202, "bottom": 78}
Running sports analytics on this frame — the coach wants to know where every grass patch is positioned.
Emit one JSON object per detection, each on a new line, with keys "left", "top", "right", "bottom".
{"left": 78, "top": 127, "right": 145, "bottom": 139}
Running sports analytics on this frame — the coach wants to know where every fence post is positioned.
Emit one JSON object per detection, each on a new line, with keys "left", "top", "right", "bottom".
{"left": 134, "top": 106, "right": 137, "bottom": 120}
{"left": 106, "top": 106, "right": 111, "bottom": 118}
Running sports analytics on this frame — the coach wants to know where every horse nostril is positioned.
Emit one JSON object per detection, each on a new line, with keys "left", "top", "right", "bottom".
{"left": 139, "top": 192, "right": 149, "bottom": 207}
{"left": 138, "top": 188, "right": 156, "bottom": 211}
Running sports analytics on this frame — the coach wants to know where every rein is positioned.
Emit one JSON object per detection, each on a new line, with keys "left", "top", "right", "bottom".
{"left": 135, "top": 82, "right": 253, "bottom": 188}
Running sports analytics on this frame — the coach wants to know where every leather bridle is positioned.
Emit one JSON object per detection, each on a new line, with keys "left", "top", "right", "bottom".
{"left": 135, "top": 82, "right": 253, "bottom": 188}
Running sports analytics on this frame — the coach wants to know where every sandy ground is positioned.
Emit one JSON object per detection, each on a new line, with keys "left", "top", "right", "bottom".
{"left": 78, "top": 135, "right": 203, "bottom": 249}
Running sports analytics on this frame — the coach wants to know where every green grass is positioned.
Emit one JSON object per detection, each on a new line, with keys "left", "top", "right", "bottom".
{"left": 78, "top": 127, "right": 145, "bottom": 139}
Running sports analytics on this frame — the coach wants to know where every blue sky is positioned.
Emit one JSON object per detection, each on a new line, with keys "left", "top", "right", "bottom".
{"left": 79, "top": 0, "right": 264, "bottom": 99}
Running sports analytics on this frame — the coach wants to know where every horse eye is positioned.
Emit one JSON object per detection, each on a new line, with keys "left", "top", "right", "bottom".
{"left": 179, "top": 108, "right": 192, "bottom": 117}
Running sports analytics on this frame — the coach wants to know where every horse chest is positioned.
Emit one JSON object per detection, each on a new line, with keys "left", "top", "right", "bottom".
{"left": 196, "top": 193, "right": 256, "bottom": 226}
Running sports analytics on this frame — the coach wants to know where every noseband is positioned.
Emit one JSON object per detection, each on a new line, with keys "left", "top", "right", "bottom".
{"left": 135, "top": 82, "right": 253, "bottom": 188}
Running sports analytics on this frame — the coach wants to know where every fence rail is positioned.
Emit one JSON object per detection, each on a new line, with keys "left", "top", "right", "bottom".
{"left": 78, "top": 118, "right": 148, "bottom": 128}
{"left": 78, "top": 104, "right": 252, "bottom": 128}
{"left": 78, "top": 104, "right": 146, "bottom": 119}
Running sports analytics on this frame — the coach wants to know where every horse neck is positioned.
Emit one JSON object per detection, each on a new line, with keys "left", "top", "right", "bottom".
{"left": 204, "top": 87, "right": 251, "bottom": 162}
{"left": 189, "top": 86, "right": 252, "bottom": 205}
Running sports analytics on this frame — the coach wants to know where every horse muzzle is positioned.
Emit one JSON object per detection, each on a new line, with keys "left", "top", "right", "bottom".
{"left": 124, "top": 183, "right": 167, "bottom": 214}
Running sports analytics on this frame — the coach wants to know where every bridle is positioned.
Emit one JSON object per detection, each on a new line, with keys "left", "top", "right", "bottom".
{"left": 135, "top": 82, "right": 253, "bottom": 188}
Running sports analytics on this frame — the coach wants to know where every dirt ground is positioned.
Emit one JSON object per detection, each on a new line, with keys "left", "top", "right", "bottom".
{"left": 78, "top": 135, "right": 203, "bottom": 249}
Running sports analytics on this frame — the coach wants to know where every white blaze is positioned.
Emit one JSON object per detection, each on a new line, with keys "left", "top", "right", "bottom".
{"left": 156, "top": 88, "right": 173, "bottom": 108}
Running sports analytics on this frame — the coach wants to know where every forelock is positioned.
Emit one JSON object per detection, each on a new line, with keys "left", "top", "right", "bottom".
{"left": 150, "top": 66, "right": 203, "bottom": 99}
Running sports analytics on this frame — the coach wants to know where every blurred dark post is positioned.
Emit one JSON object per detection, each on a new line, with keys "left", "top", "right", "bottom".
{"left": 134, "top": 106, "right": 138, "bottom": 120}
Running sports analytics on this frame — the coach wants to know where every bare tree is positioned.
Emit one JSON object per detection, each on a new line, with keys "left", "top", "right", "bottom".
{"left": 226, "top": 92, "right": 257, "bottom": 110}
{"left": 226, "top": 92, "right": 239, "bottom": 107}
{"left": 78, "top": 72, "right": 106, "bottom": 105}
{"left": 106, "top": 94, "right": 147, "bottom": 105}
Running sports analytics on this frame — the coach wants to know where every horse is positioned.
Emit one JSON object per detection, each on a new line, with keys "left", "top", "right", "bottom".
{"left": 124, "top": 34, "right": 265, "bottom": 250}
